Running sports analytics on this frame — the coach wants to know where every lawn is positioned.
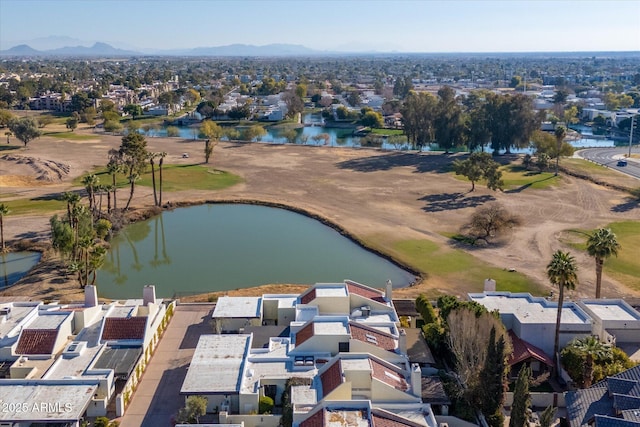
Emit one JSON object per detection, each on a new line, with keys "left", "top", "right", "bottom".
{"left": 76, "top": 164, "right": 242, "bottom": 192}
{"left": 44, "top": 132, "right": 97, "bottom": 141}
{"left": 566, "top": 221, "right": 640, "bottom": 292}
{"left": 0, "top": 197, "right": 66, "bottom": 215}
{"left": 370, "top": 128, "right": 405, "bottom": 136}
{"left": 366, "top": 236, "right": 547, "bottom": 298}
{"left": 562, "top": 158, "right": 639, "bottom": 191}
{"left": 453, "top": 163, "right": 559, "bottom": 191}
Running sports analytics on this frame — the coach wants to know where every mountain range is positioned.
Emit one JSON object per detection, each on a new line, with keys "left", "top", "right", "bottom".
{"left": 0, "top": 41, "right": 323, "bottom": 57}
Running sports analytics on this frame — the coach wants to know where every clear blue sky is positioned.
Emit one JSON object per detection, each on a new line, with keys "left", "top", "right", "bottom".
{"left": 1, "top": 0, "right": 639, "bottom": 52}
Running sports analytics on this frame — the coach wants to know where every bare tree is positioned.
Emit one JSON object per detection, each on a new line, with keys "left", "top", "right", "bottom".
{"left": 465, "top": 203, "right": 521, "bottom": 243}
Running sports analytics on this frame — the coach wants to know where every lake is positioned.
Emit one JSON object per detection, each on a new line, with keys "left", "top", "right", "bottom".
{"left": 97, "top": 204, "right": 415, "bottom": 299}
{"left": 0, "top": 251, "right": 42, "bottom": 288}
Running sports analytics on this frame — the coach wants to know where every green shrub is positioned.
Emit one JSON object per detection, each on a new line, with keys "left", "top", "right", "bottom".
{"left": 259, "top": 395, "right": 274, "bottom": 414}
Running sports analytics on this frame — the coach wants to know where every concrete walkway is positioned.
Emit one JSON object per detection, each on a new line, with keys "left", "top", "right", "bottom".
{"left": 115, "top": 303, "right": 215, "bottom": 427}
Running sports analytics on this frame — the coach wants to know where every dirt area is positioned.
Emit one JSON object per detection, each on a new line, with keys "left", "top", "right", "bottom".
{"left": 1, "top": 128, "right": 639, "bottom": 302}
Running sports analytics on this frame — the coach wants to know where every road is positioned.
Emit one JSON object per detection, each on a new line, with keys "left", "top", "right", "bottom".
{"left": 578, "top": 147, "right": 640, "bottom": 179}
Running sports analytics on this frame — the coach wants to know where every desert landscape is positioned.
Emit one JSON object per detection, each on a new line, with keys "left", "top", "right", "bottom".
{"left": 1, "top": 127, "right": 638, "bottom": 302}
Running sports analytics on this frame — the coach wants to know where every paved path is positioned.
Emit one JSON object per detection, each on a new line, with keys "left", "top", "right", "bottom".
{"left": 116, "top": 303, "right": 215, "bottom": 427}
{"left": 578, "top": 147, "right": 640, "bottom": 179}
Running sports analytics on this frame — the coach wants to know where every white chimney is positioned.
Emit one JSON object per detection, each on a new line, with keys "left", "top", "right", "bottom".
{"left": 399, "top": 328, "right": 407, "bottom": 355}
{"left": 85, "top": 285, "right": 98, "bottom": 308}
{"left": 411, "top": 363, "right": 422, "bottom": 397}
{"left": 386, "top": 279, "right": 393, "bottom": 302}
{"left": 143, "top": 285, "right": 157, "bottom": 306}
{"left": 484, "top": 278, "right": 496, "bottom": 292}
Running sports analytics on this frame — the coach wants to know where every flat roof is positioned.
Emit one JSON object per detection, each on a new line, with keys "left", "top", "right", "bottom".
{"left": 94, "top": 347, "right": 142, "bottom": 378}
{"left": 314, "top": 321, "right": 349, "bottom": 336}
{"left": 108, "top": 306, "right": 136, "bottom": 318}
{"left": 212, "top": 297, "right": 261, "bottom": 318}
{"left": 0, "top": 382, "right": 97, "bottom": 422}
{"left": 26, "top": 312, "right": 70, "bottom": 329}
{"left": 580, "top": 301, "right": 640, "bottom": 322}
{"left": 469, "top": 293, "right": 591, "bottom": 325}
{"left": 341, "top": 358, "right": 371, "bottom": 371}
{"left": 0, "top": 304, "right": 38, "bottom": 337}
{"left": 181, "top": 334, "right": 250, "bottom": 394}
{"left": 315, "top": 286, "right": 348, "bottom": 298}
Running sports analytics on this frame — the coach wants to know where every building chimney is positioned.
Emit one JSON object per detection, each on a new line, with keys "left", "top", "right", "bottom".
{"left": 399, "top": 328, "right": 407, "bottom": 355}
{"left": 411, "top": 363, "right": 422, "bottom": 397}
{"left": 484, "top": 278, "right": 496, "bottom": 292}
{"left": 386, "top": 279, "right": 393, "bottom": 302}
{"left": 85, "top": 285, "right": 98, "bottom": 308}
{"left": 143, "top": 285, "right": 157, "bottom": 306}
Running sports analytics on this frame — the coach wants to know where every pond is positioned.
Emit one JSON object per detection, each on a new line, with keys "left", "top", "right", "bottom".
{"left": 97, "top": 204, "right": 415, "bottom": 299}
{"left": 0, "top": 251, "right": 42, "bottom": 288}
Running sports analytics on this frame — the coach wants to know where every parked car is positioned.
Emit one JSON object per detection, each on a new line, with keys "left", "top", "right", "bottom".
{"left": 617, "top": 159, "right": 627, "bottom": 167}
{"left": 182, "top": 153, "right": 189, "bottom": 158}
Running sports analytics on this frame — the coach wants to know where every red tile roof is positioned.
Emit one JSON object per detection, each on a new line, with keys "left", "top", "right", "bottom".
{"left": 300, "top": 289, "right": 317, "bottom": 305}
{"left": 372, "top": 412, "right": 423, "bottom": 427}
{"left": 350, "top": 323, "right": 396, "bottom": 351}
{"left": 508, "top": 330, "right": 554, "bottom": 367}
{"left": 346, "top": 280, "right": 386, "bottom": 303}
{"left": 101, "top": 317, "right": 147, "bottom": 341}
{"left": 300, "top": 408, "right": 325, "bottom": 427}
{"left": 370, "top": 359, "right": 408, "bottom": 392}
{"left": 296, "top": 322, "right": 314, "bottom": 346}
{"left": 321, "top": 360, "right": 343, "bottom": 397}
{"left": 16, "top": 329, "right": 58, "bottom": 355}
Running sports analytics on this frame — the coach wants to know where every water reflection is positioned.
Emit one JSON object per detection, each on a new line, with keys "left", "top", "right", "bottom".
{"left": 0, "top": 252, "right": 42, "bottom": 288}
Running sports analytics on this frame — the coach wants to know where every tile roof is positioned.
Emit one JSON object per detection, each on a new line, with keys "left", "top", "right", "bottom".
{"left": 300, "top": 289, "right": 317, "bottom": 305}
{"left": 508, "top": 330, "right": 554, "bottom": 367}
{"left": 346, "top": 281, "right": 386, "bottom": 304}
{"left": 594, "top": 415, "right": 640, "bottom": 427}
{"left": 567, "top": 366, "right": 640, "bottom": 427}
{"left": 621, "top": 410, "right": 640, "bottom": 422}
{"left": 296, "top": 322, "right": 314, "bottom": 346}
{"left": 101, "top": 316, "right": 147, "bottom": 341}
{"left": 371, "top": 409, "right": 426, "bottom": 427}
{"left": 15, "top": 329, "right": 58, "bottom": 355}
{"left": 392, "top": 300, "right": 419, "bottom": 317}
{"left": 320, "top": 360, "right": 343, "bottom": 397}
{"left": 299, "top": 408, "right": 324, "bottom": 427}
{"left": 350, "top": 323, "right": 396, "bottom": 351}
{"left": 370, "top": 359, "right": 408, "bottom": 392}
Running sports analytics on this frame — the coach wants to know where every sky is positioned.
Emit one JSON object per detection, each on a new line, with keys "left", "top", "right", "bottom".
{"left": 1, "top": 0, "right": 639, "bottom": 53}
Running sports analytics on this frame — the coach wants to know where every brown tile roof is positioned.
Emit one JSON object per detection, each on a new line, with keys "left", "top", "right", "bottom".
{"left": 508, "top": 330, "right": 554, "bottom": 367}
{"left": 321, "top": 360, "right": 343, "bottom": 397}
{"left": 350, "top": 323, "right": 396, "bottom": 351}
{"left": 296, "top": 322, "right": 314, "bottom": 346}
{"left": 16, "top": 329, "right": 58, "bottom": 355}
{"left": 299, "top": 408, "right": 325, "bottom": 427}
{"left": 300, "top": 289, "right": 317, "bottom": 305}
{"left": 372, "top": 411, "right": 424, "bottom": 427}
{"left": 370, "top": 359, "right": 408, "bottom": 392}
{"left": 101, "top": 317, "right": 147, "bottom": 341}
{"left": 346, "top": 280, "right": 386, "bottom": 303}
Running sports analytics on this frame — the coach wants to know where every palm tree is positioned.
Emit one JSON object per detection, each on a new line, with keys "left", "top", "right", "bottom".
{"left": 574, "top": 336, "right": 611, "bottom": 387}
{"left": 82, "top": 174, "right": 99, "bottom": 215}
{"left": 587, "top": 228, "right": 621, "bottom": 299}
{"left": 547, "top": 250, "right": 579, "bottom": 367}
{"left": 107, "top": 149, "right": 121, "bottom": 211}
{"left": 149, "top": 152, "right": 158, "bottom": 206}
{"left": 61, "top": 192, "right": 81, "bottom": 226}
{"left": 0, "top": 203, "right": 9, "bottom": 252}
{"left": 554, "top": 126, "right": 566, "bottom": 176}
{"left": 158, "top": 152, "right": 167, "bottom": 207}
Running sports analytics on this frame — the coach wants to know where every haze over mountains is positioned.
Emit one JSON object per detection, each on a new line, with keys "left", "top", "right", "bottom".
{"left": 1, "top": 36, "right": 638, "bottom": 57}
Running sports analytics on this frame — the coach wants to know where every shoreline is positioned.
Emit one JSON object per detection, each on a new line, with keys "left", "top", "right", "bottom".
{"left": 1, "top": 198, "right": 422, "bottom": 303}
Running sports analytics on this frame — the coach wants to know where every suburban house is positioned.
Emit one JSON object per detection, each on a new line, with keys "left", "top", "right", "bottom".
{"left": 0, "top": 285, "right": 171, "bottom": 425}
{"left": 181, "top": 280, "right": 442, "bottom": 427}
{"left": 566, "top": 365, "right": 640, "bottom": 427}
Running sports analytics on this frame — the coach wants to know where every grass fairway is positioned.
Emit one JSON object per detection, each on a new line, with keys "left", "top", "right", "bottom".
{"left": 368, "top": 236, "right": 547, "bottom": 297}
{"left": 562, "top": 158, "right": 639, "bottom": 191}
{"left": 567, "top": 221, "right": 640, "bottom": 292}
{"left": 370, "top": 129, "right": 404, "bottom": 136}
{"left": 0, "top": 197, "right": 66, "bottom": 215}
{"left": 136, "top": 164, "right": 242, "bottom": 191}
{"left": 45, "top": 132, "right": 97, "bottom": 141}
{"left": 76, "top": 164, "right": 242, "bottom": 192}
{"left": 501, "top": 165, "right": 559, "bottom": 190}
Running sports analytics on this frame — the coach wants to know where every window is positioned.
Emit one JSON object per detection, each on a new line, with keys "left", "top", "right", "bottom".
{"left": 339, "top": 342, "right": 350, "bottom": 352}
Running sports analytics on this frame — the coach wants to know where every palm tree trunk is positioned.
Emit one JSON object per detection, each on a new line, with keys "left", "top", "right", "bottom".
{"left": 150, "top": 158, "right": 158, "bottom": 206}
{"left": 112, "top": 174, "right": 117, "bottom": 211}
{"left": 0, "top": 216, "right": 4, "bottom": 251}
{"left": 125, "top": 181, "right": 135, "bottom": 210}
{"left": 553, "top": 284, "right": 565, "bottom": 378}
{"left": 584, "top": 354, "right": 594, "bottom": 387}
{"left": 107, "top": 191, "right": 111, "bottom": 213}
{"left": 595, "top": 258, "right": 604, "bottom": 299}
{"left": 159, "top": 157, "right": 164, "bottom": 207}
